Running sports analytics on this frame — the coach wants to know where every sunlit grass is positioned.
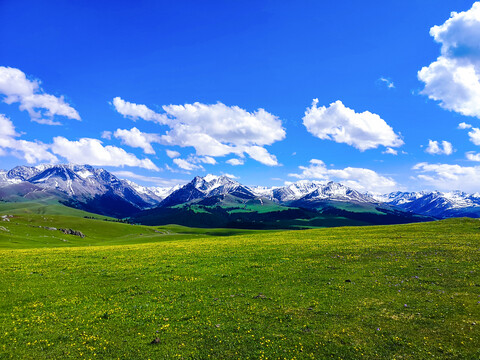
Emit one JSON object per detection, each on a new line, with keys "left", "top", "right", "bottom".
{"left": 0, "top": 218, "right": 479, "bottom": 358}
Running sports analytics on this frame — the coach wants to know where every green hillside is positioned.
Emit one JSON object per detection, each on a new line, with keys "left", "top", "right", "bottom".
{"left": 0, "top": 200, "right": 112, "bottom": 219}
{"left": 0, "top": 213, "right": 267, "bottom": 249}
{"left": 0, "top": 217, "right": 479, "bottom": 359}
{"left": 132, "top": 198, "right": 432, "bottom": 229}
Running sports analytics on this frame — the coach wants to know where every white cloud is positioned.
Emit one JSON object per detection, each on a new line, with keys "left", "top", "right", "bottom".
{"left": 101, "top": 131, "right": 112, "bottom": 140}
{"left": 468, "top": 127, "right": 480, "bottom": 145}
{"left": 466, "top": 151, "right": 480, "bottom": 161}
{"left": 0, "top": 113, "right": 17, "bottom": 139}
{"left": 458, "top": 122, "right": 480, "bottom": 144}
{"left": 0, "top": 114, "right": 161, "bottom": 170}
{"left": 112, "top": 97, "right": 166, "bottom": 123}
{"left": 303, "top": 99, "right": 404, "bottom": 151}
{"left": 412, "top": 161, "right": 480, "bottom": 191}
{"left": 51, "top": 137, "right": 159, "bottom": 171}
{"left": 222, "top": 173, "right": 238, "bottom": 179}
{"left": 173, "top": 158, "right": 204, "bottom": 171}
{"left": 165, "top": 164, "right": 180, "bottom": 173}
{"left": 378, "top": 77, "right": 395, "bottom": 88}
{"left": 383, "top": 147, "right": 398, "bottom": 155}
{"left": 0, "top": 114, "right": 58, "bottom": 163}
{"left": 166, "top": 150, "right": 180, "bottom": 158}
{"left": 171, "top": 154, "right": 216, "bottom": 171}
{"left": 0, "top": 66, "right": 80, "bottom": 124}
{"left": 113, "top": 98, "right": 285, "bottom": 166}
{"left": 289, "top": 159, "right": 397, "bottom": 193}
{"left": 10, "top": 140, "right": 58, "bottom": 164}
{"left": 425, "top": 140, "right": 454, "bottom": 155}
{"left": 113, "top": 127, "right": 161, "bottom": 154}
{"left": 418, "top": 2, "right": 480, "bottom": 118}
{"left": 112, "top": 171, "right": 186, "bottom": 187}
{"left": 226, "top": 158, "right": 244, "bottom": 166}
{"left": 199, "top": 156, "right": 217, "bottom": 165}
{"left": 244, "top": 145, "right": 279, "bottom": 166}
{"left": 458, "top": 122, "right": 472, "bottom": 129}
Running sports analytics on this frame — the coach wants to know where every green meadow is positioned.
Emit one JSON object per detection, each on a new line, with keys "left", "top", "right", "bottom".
{"left": 0, "top": 212, "right": 479, "bottom": 359}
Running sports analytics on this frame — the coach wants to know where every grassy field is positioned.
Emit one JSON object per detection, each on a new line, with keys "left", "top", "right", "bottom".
{"left": 0, "top": 213, "right": 271, "bottom": 249}
{"left": 0, "top": 200, "right": 113, "bottom": 219}
{"left": 0, "top": 216, "right": 479, "bottom": 359}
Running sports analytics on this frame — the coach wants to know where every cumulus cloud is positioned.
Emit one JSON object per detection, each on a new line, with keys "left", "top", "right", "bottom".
{"left": 199, "top": 156, "right": 217, "bottom": 165}
{"left": 468, "top": 127, "right": 480, "bottom": 145}
{"left": 113, "top": 171, "right": 187, "bottom": 187}
{"left": 166, "top": 150, "right": 180, "bottom": 158}
{"left": 113, "top": 98, "right": 285, "bottom": 166}
{"left": 418, "top": 2, "right": 480, "bottom": 118}
{"left": 383, "top": 147, "right": 398, "bottom": 155}
{"left": 244, "top": 146, "right": 279, "bottom": 166}
{"left": 171, "top": 155, "right": 216, "bottom": 171}
{"left": 378, "top": 77, "right": 395, "bottom": 88}
{"left": 0, "top": 113, "right": 17, "bottom": 139}
{"left": 10, "top": 140, "right": 59, "bottom": 164}
{"left": 302, "top": 100, "right": 403, "bottom": 151}
{"left": 289, "top": 159, "right": 397, "bottom": 193}
{"left": 113, "top": 127, "right": 161, "bottom": 154}
{"left": 0, "top": 113, "right": 163, "bottom": 170}
{"left": 412, "top": 162, "right": 480, "bottom": 191}
{"left": 458, "top": 121, "right": 480, "bottom": 144}
{"left": 226, "top": 158, "right": 244, "bottom": 166}
{"left": 0, "top": 114, "right": 58, "bottom": 163}
{"left": 173, "top": 158, "right": 204, "bottom": 171}
{"left": 425, "top": 140, "right": 454, "bottom": 155}
{"left": 51, "top": 137, "right": 159, "bottom": 171}
{"left": 0, "top": 66, "right": 80, "bottom": 124}
{"left": 458, "top": 122, "right": 472, "bottom": 129}
{"left": 112, "top": 97, "right": 166, "bottom": 123}
{"left": 466, "top": 151, "right": 480, "bottom": 161}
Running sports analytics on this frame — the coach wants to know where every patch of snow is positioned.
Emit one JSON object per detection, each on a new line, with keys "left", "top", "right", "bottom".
{"left": 203, "top": 174, "right": 219, "bottom": 182}
{"left": 76, "top": 170, "right": 94, "bottom": 179}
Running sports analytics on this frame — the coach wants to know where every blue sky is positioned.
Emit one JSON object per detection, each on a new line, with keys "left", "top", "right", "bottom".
{"left": 1, "top": 0, "right": 480, "bottom": 193}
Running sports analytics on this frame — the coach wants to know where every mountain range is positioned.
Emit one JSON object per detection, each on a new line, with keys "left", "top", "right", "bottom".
{"left": 1, "top": 164, "right": 479, "bottom": 228}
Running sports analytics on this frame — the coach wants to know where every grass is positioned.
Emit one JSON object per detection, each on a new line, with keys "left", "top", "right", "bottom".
{"left": 0, "top": 200, "right": 112, "bottom": 219}
{"left": 0, "top": 214, "right": 267, "bottom": 249}
{"left": 0, "top": 217, "right": 479, "bottom": 359}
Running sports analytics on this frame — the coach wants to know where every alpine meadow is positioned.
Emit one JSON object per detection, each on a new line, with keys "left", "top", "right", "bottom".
{"left": 2, "top": 1, "right": 480, "bottom": 359}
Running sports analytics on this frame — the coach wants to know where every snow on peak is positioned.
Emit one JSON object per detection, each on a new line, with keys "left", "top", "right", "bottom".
{"left": 203, "top": 174, "right": 220, "bottom": 182}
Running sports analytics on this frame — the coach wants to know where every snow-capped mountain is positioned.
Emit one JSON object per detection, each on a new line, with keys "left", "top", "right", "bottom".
{"left": 19, "top": 165, "right": 146, "bottom": 207}
{"left": 4, "top": 165, "right": 44, "bottom": 182}
{"left": 378, "top": 190, "right": 480, "bottom": 218}
{"left": 0, "top": 170, "right": 14, "bottom": 184}
{"left": 3, "top": 164, "right": 480, "bottom": 221}
{"left": 160, "top": 174, "right": 256, "bottom": 207}
{"left": 371, "top": 191, "right": 428, "bottom": 205}
{"left": 252, "top": 180, "right": 376, "bottom": 205}
{"left": 296, "top": 181, "right": 376, "bottom": 204}
{"left": 121, "top": 179, "right": 181, "bottom": 205}
{"left": 252, "top": 180, "right": 323, "bottom": 202}
{"left": 0, "top": 164, "right": 180, "bottom": 217}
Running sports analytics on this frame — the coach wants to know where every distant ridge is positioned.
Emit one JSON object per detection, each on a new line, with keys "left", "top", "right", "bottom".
{"left": 0, "top": 164, "right": 174, "bottom": 218}
{"left": 1, "top": 164, "right": 479, "bottom": 222}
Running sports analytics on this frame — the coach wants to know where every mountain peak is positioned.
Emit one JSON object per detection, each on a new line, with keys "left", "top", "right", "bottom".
{"left": 203, "top": 174, "right": 220, "bottom": 182}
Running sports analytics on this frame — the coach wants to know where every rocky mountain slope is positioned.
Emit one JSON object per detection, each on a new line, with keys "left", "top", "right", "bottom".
{"left": 374, "top": 191, "right": 480, "bottom": 218}
{"left": 2, "top": 164, "right": 478, "bottom": 223}
{"left": 0, "top": 164, "right": 176, "bottom": 218}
